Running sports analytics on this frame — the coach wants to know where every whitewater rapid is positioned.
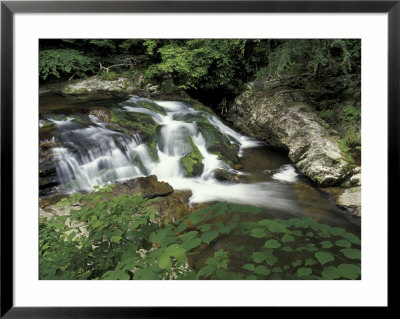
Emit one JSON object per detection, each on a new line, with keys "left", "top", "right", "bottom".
{"left": 51, "top": 96, "right": 299, "bottom": 209}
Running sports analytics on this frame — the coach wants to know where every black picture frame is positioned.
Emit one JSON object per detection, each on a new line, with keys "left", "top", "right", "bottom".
{"left": 1, "top": 0, "right": 395, "bottom": 317}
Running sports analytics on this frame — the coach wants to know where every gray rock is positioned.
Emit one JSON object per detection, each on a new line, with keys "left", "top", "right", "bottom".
{"left": 227, "top": 78, "right": 353, "bottom": 186}
{"left": 337, "top": 187, "right": 361, "bottom": 217}
{"left": 212, "top": 169, "right": 248, "bottom": 183}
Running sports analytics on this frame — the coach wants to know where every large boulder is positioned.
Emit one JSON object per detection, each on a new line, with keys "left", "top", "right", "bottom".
{"left": 227, "top": 79, "right": 354, "bottom": 186}
{"left": 62, "top": 75, "right": 142, "bottom": 95}
{"left": 112, "top": 175, "right": 174, "bottom": 199}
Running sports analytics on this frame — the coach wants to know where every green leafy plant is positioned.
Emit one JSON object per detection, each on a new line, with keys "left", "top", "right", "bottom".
{"left": 40, "top": 193, "right": 361, "bottom": 280}
{"left": 39, "top": 49, "right": 95, "bottom": 80}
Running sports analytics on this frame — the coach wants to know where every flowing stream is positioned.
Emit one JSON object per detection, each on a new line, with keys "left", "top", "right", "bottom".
{"left": 39, "top": 94, "right": 360, "bottom": 234}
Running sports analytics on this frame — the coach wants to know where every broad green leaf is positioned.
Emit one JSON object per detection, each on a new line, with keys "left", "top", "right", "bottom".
{"left": 272, "top": 267, "right": 283, "bottom": 273}
{"left": 201, "top": 230, "right": 219, "bottom": 244}
{"left": 315, "top": 251, "right": 334, "bottom": 265}
{"left": 321, "top": 266, "right": 340, "bottom": 280}
{"left": 198, "top": 224, "right": 212, "bottom": 232}
{"left": 281, "top": 246, "right": 294, "bottom": 252}
{"left": 101, "top": 270, "right": 130, "bottom": 280}
{"left": 281, "top": 234, "right": 295, "bottom": 243}
{"left": 179, "top": 231, "right": 199, "bottom": 240}
{"left": 257, "top": 219, "right": 272, "bottom": 227}
{"left": 335, "top": 239, "right": 351, "bottom": 248}
{"left": 251, "top": 252, "right": 266, "bottom": 263}
{"left": 305, "top": 258, "right": 317, "bottom": 266}
{"left": 198, "top": 265, "right": 213, "bottom": 278}
{"left": 242, "top": 264, "right": 255, "bottom": 271}
{"left": 292, "top": 259, "right": 302, "bottom": 267}
{"left": 291, "top": 230, "right": 303, "bottom": 237}
{"left": 263, "top": 249, "right": 278, "bottom": 266}
{"left": 340, "top": 248, "right": 361, "bottom": 260}
{"left": 159, "top": 254, "right": 172, "bottom": 270}
{"left": 149, "top": 229, "right": 176, "bottom": 245}
{"left": 254, "top": 265, "right": 270, "bottom": 276}
{"left": 188, "top": 213, "right": 206, "bottom": 225}
{"left": 337, "top": 264, "right": 361, "bottom": 279}
{"left": 320, "top": 240, "right": 334, "bottom": 249}
{"left": 250, "top": 228, "right": 267, "bottom": 238}
{"left": 174, "top": 222, "right": 188, "bottom": 233}
{"left": 267, "top": 221, "right": 287, "bottom": 233}
{"left": 181, "top": 238, "right": 202, "bottom": 250}
{"left": 297, "top": 267, "right": 312, "bottom": 277}
{"left": 340, "top": 232, "right": 361, "bottom": 245}
{"left": 165, "top": 244, "right": 186, "bottom": 263}
{"left": 263, "top": 239, "right": 281, "bottom": 249}
{"left": 328, "top": 226, "right": 346, "bottom": 236}
{"left": 111, "top": 235, "right": 122, "bottom": 243}
{"left": 134, "top": 268, "right": 160, "bottom": 280}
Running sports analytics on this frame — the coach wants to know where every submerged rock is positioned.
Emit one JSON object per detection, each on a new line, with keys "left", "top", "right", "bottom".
{"left": 88, "top": 107, "right": 111, "bottom": 122}
{"left": 227, "top": 79, "right": 355, "bottom": 186}
{"left": 320, "top": 186, "right": 361, "bottom": 217}
{"left": 336, "top": 187, "right": 361, "bottom": 217}
{"left": 151, "top": 190, "right": 193, "bottom": 222}
{"left": 113, "top": 175, "right": 174, "bottom": 199}
{"left": 212, "top": 169, "right": 247, "bottom": 183}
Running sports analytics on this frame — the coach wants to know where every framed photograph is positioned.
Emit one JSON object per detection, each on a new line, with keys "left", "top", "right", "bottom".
{"left": 1, "top": 0, "right": 395, "bottom": 316}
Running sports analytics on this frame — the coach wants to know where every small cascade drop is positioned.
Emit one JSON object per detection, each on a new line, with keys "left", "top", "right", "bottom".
{"left": 49, "top": 96, "right": 299, "bottom": 210}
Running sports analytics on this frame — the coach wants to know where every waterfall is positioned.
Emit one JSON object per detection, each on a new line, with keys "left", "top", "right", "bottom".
{"left": 50, "top": 96, "right": 298, "bottom": 209}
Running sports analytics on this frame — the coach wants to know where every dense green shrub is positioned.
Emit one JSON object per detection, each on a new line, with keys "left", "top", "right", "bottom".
{"left": 40, "top": 187, "right": 361, "bottom": 280}
{"left": 39, "top": 49, "right": 95, "bottom": 80}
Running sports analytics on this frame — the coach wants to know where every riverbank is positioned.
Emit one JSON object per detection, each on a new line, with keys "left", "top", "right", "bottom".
{"left": 40, "top": 73, "right": 361, "bottom": 217}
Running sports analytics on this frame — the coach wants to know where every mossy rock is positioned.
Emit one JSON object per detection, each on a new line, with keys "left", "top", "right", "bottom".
{"left": 130, "top": 153, "right": 148, "bottom": 175}
{"left": 146, "top": 144, "right": 159, "bottom": 162}
{"left": 180, "top": 138, "right": 204, "bottom": 177}
{"left": 174, "top": 113, "right": 240, "bottom": 166}
{"left": 110, "top": 108, "right": 158, "bottom": 145}
{"left": 138, "top": 100, "right": 166, "bottom": 115}
{"left": 197, "top": 122, "right": 240, "bottom": 166}
{"left": 156, "top": 125, "right": 195, "bottom": 157}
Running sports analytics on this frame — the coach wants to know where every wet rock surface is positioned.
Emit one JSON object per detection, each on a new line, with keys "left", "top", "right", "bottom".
{"left": 227, "top": 78, "right": 356, "bottom": 187}
{"left": 114, "top": 175, "right": 174, "bottom": 199}
{"left": 212, "top": 169, "right": 248, "bottom": 183}
{"left": 321, "top": 185, "right": 361, "bottom": 217}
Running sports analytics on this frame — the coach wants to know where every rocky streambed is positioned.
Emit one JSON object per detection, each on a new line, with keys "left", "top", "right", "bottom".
{"left": 227, "top": 77, "right": 361, "bottom": 217}
{"left": 39, "top": 74, "right": 361, "bottom": 218}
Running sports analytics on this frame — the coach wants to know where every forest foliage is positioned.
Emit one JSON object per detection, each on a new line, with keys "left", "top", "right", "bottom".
{"left": 39, "top": 39, "right": 360, "bottom": 102}
{"left": 40, "top": 185, "right": 361, "bottom": 280}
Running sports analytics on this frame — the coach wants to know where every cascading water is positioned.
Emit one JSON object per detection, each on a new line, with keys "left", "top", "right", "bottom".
{"left": 50, "top": 96, "right": 304, "bottom": 211}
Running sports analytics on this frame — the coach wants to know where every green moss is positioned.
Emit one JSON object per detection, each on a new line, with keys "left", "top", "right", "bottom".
{"left": 100, "top": 71, "right": 119, "bottom": 81}
{"left": 110, "top": 108, "right": 158, "bottom": 145}
{"left": 197, "top": 122, "right": 239, "bottom": 167}
{"left": 338, "top": 139, "right": 355, "bottom": 164}
{"left": 146, "top": 144, "right": 159, "bottom": 162}
{"left": 39, "top": 177, "right": 49, "bottom": 186}
{"left": 138, "top": 101, "right": 166, "bottom": 115}
{"left": 41, "top": 121, "right": 55, "bottom": 128}
{"left": 131, "top": 153, "right": 148, "bottom": 175}
{"left": 180, "top": 138, "right": 204, "bottom": 177}
{"left": 340, "top": 105, "right": 361, "bottom": 122}
{"left": 312, "top": 176, "right": 323, "bottom": 184}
